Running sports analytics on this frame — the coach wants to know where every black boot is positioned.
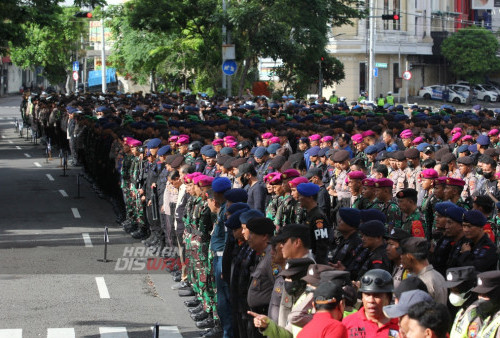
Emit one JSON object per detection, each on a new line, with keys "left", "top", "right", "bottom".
{"left": 184, "top": 298, "right": 200, "bottom": 307}
{"left": 188, "top": 304, "right": 204, "bottom": 314}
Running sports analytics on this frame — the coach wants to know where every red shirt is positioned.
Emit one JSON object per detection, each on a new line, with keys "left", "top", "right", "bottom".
{"left": 297, "top": 312, "right": 347, "bottom": 338}
{"left": 342, "top": 307, "right": 399, "bottom": 338}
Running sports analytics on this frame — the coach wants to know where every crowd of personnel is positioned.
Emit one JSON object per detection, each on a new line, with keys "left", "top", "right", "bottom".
{"left": 19, "top": 89, "right": 500, "bottom": 337}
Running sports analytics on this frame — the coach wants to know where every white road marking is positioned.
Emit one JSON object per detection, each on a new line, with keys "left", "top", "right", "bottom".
{"left": 15, "top": 146, "right": 21, "bottom": 150}
{"left": 46, "top": 174, "right": 54, "bottom": 181}
{"left": 34, "top": 162, "right": 42, "bottom": 167}
{"left": 82, "top": 233, "right": 93, "bottom": 247}
{"left": 151, "top": 326, "right": 183, "bottom": 338}
{"left": 71, "top": 208, "right": 81, "bottom": 218}
{"left": 95, "top": 277, "right": 110, "bottom": 299}
{"left": 24, "top": 153, "right": 31, "bottom": 158}
{"left": 59, "top": 190, "right": 68, "bottom": 197}
{"left": 9, "top": 121, "right": 15, "bottom": 125}
{"left": 0, "top": 329, "right": 22, "bottom": 338}
{"left": 99, "top": 327, "right": 127, "bottom": 337}
{"left": 8, "top": 140, "right": 13, "bottom": 144}
{"left": 1, "top": 135, "right": 5, "bottom": 138}
{"left": 47, "top": 328, "right": 76, "bottom": 338}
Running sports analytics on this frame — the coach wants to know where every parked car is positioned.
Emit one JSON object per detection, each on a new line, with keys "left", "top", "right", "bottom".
{"left": 481, "top": 84, "right": 500, "bottom": 100}
{"left": 448, "top": 84, "right": 477, "bottom": 100}
{"left": 418, "top": 85, "right": 467, "bottom": 104}
{"left": 454, "top": 81, "right": 498, "bottom": 102}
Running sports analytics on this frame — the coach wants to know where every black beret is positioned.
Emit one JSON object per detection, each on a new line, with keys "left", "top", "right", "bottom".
{"left": 404, "top": 148, "right": 420, "bottom": 159}
{"left": 246, "top": 217, "right": 275, "bottom": 235}
{"left": 457, "top": 156, "right": 474, "bottom": 165}
{"left": 397, "top": 188, "right": 418, "bottom": 199}
{"left": 332, "top": 150, "right": 350, "bottom": 162}
{"left": 393, "top": 151, "right": 406, "bottom": 161}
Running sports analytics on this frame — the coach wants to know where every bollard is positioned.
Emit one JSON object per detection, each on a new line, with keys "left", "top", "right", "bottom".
{"left": 153, "top": 323, "right": 160, "bottom": 338}
{"left": 61, "top": 151, "right": 68, "bottom": 177}
{"left": 76, "top": 174, "right": 82, "bottom": 198}
{"left": 34, "top": 130, "right": 37, "bottom": 145}
{"left": 98, "top": 226, "right": 111, "bottom": 263}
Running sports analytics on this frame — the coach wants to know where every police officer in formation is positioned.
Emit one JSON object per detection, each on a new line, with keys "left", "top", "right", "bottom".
{"left": 23, "top": 90, "right": 500, "bottom": 337}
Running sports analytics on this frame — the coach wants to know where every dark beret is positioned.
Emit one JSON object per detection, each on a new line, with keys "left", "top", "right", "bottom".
{"left": 332, "top": 150, "right": 350, "bottom": 162}
{"left": 246, "top": 217, "right": 275, "bottom": 235}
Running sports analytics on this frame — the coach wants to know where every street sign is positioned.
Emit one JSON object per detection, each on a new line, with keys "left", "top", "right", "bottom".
{"left": 72, "top": 71, "right": 79, "bottom": 81}
{"left": 72, "top": 61, "right": 79, "bottom": 71}
{"left": 402, "top": 70, "right": 412, "bottom": 80}
{"left": 222, "top": 60, "right": 237, "bottom": 76}
{"left": 373, "top": 67, "right": 378, "bottom": 77}
{"left": 375, "top": 62, "right": 388, "bottom": 68}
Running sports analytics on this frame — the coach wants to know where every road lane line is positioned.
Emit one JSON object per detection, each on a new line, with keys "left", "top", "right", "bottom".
{"left": 95, "top": 277, "right": 110, "bottom": 299}
{"left": 24, "top": 153, "right": 31, "bottom": 158}
{"left": 1, "top": 135, "right": 5, "bottom": 138}
{"left": 151, "top": 326, "right": 183, "bottom": 338}
{"left": 47, "top": 328, "right": 75, "bottom": 338}
{"left": 71, "top": 208, "right": 81, "bottom": 218}
{"left": 82, "top": 233, "right": 93, "bottom": 247}
{"left": 99, "top": 327, "right": 127, "bottom": 337}
{"left": 0, "top": 329, "right": 22, "bottom": 338}
{"left": 34, "top": 162, "right": 42, "bottom": 167}
{"left": 8, "top": 140, "right": 13, "bottom": 144}
{"left": 46, "top": 174, "right": 54, "bottom": 181}
{"left": 15, "top": 146, "right": 21, "bottom": 150}
{"left": 59, "top": 190, "right": 68, "bottom": 197}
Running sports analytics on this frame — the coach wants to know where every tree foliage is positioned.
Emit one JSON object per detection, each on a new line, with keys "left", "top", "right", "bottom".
{"left": 442, "top": 26, "right": 500, "bottom": 85}
{"left": 112, "top": 0, "right": 364, "bottom": 96}
{"left": 9, "top": 7, "right": 88, "bottom": 84}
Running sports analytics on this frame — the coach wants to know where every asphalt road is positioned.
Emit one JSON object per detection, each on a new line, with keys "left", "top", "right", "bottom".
{"left": 0, "top": 95, "right": 200, "bottom": 338}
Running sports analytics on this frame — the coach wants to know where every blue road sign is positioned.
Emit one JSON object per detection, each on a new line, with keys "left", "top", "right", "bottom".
{"left": 73, "top": 61, "right": 79, "bottom": 71}
{"left": 222, "top": 60, "right": 237, "bottom": 76}
{"left": 373, "top": 67, "right": 378, "bottom": 77}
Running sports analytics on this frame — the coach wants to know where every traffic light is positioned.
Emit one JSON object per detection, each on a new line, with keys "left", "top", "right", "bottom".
{"left": 74, "top": 11, "right": 93, "bottom": 18}
{"left": 382, "top": 12, "right": 400, "bottom": 21}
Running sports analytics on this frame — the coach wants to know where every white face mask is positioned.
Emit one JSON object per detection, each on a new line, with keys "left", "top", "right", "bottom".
{"left": 449, "top": 291, "right": 470, "bottom": 307}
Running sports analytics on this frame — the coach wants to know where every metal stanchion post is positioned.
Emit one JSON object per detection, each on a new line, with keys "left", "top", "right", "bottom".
{"left": 98, "top": 226, "right": 111, "bottom": 263}
{"left": 153, "top": 323, "right": 160, "bottom": 338}
{"left": 76, "top": 174, "right": 82, "bottom": 198}
{"left": 61, "top": 151, "right": 68, "bottom": 177}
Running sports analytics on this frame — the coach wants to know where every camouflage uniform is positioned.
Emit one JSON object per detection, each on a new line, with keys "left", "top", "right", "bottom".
{"left": 401, "top": 208, "right": 426, "bottom": 238}
{"left": 182, "top": 194, "right": 196, "bottom": 283}
{"left": 373, "top": 199, "right": 402, "bottom": 230}
{"left": 192, "top": 200, "right": 217, "bottom": 318}
{"left": 456, "top": 197, "right": 471, "bottom": 210}
{"left": 120, "top": 153, "right": 134, "bottom": 221}
{"left": 275, "top": 195, "right": 296, "bottom": 229}
{"left": 266, "top": 195, "right": 279, "bottom": 221}
{"left": 292, "top": 203, "right": 307, "bottom": 224}
{"left": 421, "top": 192, "right": 439, "bottom": 240}
{"left": 131, "top": 156, "right": 147, "bottom": 228}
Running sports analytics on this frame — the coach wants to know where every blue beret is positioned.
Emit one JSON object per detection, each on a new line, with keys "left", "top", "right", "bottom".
{"left": 239, "top": 209, "right": 265, "bottom": 224}
{"left": 339, "top": 208, "right": 361, "bottom": 228}
{"left": 157, "top": 145, "right": 171, "bottom": 156}
{"left": 147, "top": 138, "right": 161, "bottom": 149}
{"left": 296, "top": 183, "right": 320, "bottom": 197}
{"left": 200, "top": 145, "right": 214, "bottom": 155}
{"left": 359, "top": 220, "right": 385, "bottom": 237}
{"left": 170, "top": 130, "right": 180, "bottom": 136}
{"left": 468, "top": 145, "right": 478, "bottom": 153}
{"left": 220, "top": 147, "right": 234, "bottom": 156}
{"left": 376, "top": 151, "right": 388, "bottom": 161}
{"left": 416, "top": 143, "right": 431, "bottom": 152}
{"left": 223, "top": 188, "right": 248, "bottom": 203}
{"left": 133, "top": 106, "right": 144, "bottom": 113}
{"left": 318, "top": 147, "right": 328, "bottom": 157}
{"left": 360, "top": 209, "right": 387, "bottom": 224}
{"left": 365, "top": 145, "right": 378, "bottom": 155}
{"left": 444, "top": 205, "right": 466, "bottom": 223}
{"left": 308, "top": 146, "right": 321, "bottom": 157}
{"left": 477, "top": 135, "right": 490, "bottom": 146}
{"left": 205, "top": 149, "right": 217, "bottom": 158}
{"left": 225, "top": 208, "right": 248, "bottom": 230}
{"left": 254, "top": 147, "right": 268, "bottom": 158}
{"left": 458, "top": 145, "right": 470, "bottom": 153}
{"left": 267, "top": 143, "right": 281, "bottom": 155}
{"left": 463, "top": 210, "right": 487, "bottom": 227}
{"left": 299, "top": 137, "right": 310, "bottom": 144}
{"left": 375, "top": 142, "right": 386, "bottom": 152}
{"left": 212, "top": 177, "right": 232, "bottom": 193}
{"left": 96, "top": 106, "right": 108, "bottom": 113}
{"left": 227, "top": 202, "right": 250, "bottom": 215}
{"left": 434, "top": 201, "right": 456, "bottom": 216}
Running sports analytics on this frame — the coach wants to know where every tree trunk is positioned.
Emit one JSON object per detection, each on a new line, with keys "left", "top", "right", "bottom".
{"left": 238, "top": 57, "right": 252, "bottom": 97}
{"left": 65, "top": 73, "right": 71, "bottom": 93}
{"left": 468, "top": 83, "right": 473, "bottom": 106}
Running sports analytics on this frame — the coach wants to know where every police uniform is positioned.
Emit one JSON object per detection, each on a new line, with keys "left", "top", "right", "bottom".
{"left": 247, "top": 245, "right": 275, "bottom": 315}
{"left": 304, "top": 206, "right": 331, "bottom": 264}
{"left": 457, "top": 234, "right": 498, "bottom": 272}
{"left": 330, "top": 232, "right": 362, "bottom": 268}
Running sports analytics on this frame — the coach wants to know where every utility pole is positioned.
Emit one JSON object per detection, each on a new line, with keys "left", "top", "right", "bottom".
{"left": 318, "top": 58, "right": 323, "bottom": 98}
{"left": 101, "top": 17, "right": 107, "bottom": 93}
{"left": 368, "top": 0, "right": 375, "bottom": 102}
{"left": 222, "top": 0, "right": 227, "bottom": 95}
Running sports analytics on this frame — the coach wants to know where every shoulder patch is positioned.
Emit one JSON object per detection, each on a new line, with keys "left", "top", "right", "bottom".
{"left": 315, "top": 219, "right": 324, "bottom": 229}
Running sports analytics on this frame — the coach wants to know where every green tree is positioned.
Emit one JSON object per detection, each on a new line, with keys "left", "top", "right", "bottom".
{"left": 441, "top": 26, "right": 500, "bottom": 104}
{"left": 9, "top": 7, "right": 88, "bottom": 88}
{"left": 0, "top": 0, "right": 106, "bottom": 55}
